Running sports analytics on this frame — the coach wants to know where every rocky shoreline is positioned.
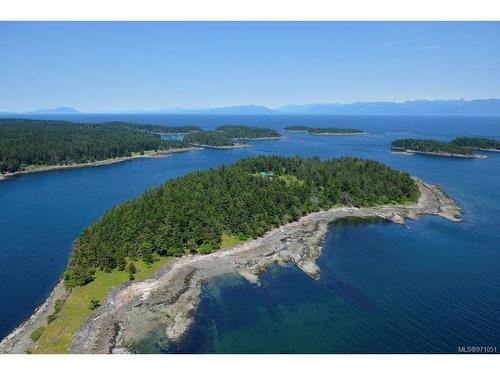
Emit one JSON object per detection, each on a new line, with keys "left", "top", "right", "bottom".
{"left": 392, "top": 148, "right": 487, "bottom": 159}
{"left": 188, "top": 143, "right": 250, "bottom": 149}
{"left": 233, "top": 136, "right": 285, "bottom": 141}
{"left": 477, "top": 148, "right": 500, "bottom": 153}
{"left": 62, "top": 178, "right": 461, "bottom": 354}
{"left": 0, "top": 281, "right": 69, "bottom": 354}
{"left": 286, "top": 130, "right": 365, "bottom": 136}
{"left": 309, "top": 132, "right": 366, "bottom": 136}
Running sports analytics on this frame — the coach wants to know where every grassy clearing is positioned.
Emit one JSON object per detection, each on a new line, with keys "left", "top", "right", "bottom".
{"left": 221, "top": 232, "right": 249, "bottom": 248}
{"left": 196, "top": 233, "right": 249, "bottom": 254}
{"left": 30, "top": 326, "right": 45, "bottom": 342}
{"left": 32, "top": 257, "right": 172, "bottom": 354}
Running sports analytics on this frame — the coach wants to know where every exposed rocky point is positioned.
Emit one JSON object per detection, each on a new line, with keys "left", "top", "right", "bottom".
{"left": 67, "top": 178, "right": 461, "bottom": 354}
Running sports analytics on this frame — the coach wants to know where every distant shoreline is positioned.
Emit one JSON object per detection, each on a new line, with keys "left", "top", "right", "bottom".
{"left": 285, "top": 130, "right": 365, "bottom": 136}
{"left": 233, "top": 136, "right": 284, "bottom": 141}
{"left": 309, "top": 132, "right": 366, "bottom": 136}
{"left": 187, "top": 143, "right": 250, "bottom": 149}
{"left": 0, "top": 147, "right": 197, "bottom": 181}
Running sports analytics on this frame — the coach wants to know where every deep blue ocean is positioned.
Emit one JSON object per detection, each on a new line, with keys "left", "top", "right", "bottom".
{"left": 0, "top": 114, "right": 499, "bottom": 353}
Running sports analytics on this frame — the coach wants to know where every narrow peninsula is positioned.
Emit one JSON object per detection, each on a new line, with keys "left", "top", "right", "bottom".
{"left": 285, "top": 125, "right": 364, "bottom": 135}
{"left": 0, "top": 119, "right": 196, "bottom": 180}
{"left": 0, "top": 155, "right": 461, "bottom": 354}
{"left": 391, "top": 138, "right": 492, "bottom": 159}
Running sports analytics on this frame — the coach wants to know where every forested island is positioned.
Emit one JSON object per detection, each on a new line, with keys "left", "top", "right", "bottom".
{"left": 285, "top": 125, "right": 312, "bottom": 132}
{"left": 450, "top": 137, "right": 500, "bottom": 151}
{"left": 285, "top": 125, "right": 364, "bottom": 135}
{"left": 63, "top": 155, "right": 419, "bottom": 288}
{"left": 0, "top": 119, "right": 192, "bottom": 175}
{"left": 183, "top": 130, "right": 239, "bottom": 148}
{"left": 183, "top": 125, "right": 283, "bottom": 148}
{"left": 214, "top": 125, "right": 282, "bottom": 139}
{"left": 391, "top": 138, "right": 490, "bottom": 158}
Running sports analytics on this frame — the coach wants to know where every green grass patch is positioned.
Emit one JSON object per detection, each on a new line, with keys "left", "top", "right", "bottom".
{"left": 197, "top": 243, "right": 216, "bottom": 254}
{"left": 220, "top": 232, "right": 249, "bottom": 248}
{"left": 32, "top": 257, "right": 172, "bottom": 354}
{"left": 195, "top": 233, "right": 249, "bottom": 254}
{"left": 30, "top": 326, "right": 46, "bottom": 342}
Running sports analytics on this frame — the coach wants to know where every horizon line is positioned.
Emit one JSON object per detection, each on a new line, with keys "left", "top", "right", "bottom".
{"left": 3, "top": 97, "right": 500, "bottom": 114}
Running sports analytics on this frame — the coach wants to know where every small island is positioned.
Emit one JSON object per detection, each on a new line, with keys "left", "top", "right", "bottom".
{"left": 450, "top": 137, "right": 500, "bottom": 152}
{"left": 0, "top": 119, "right": 194, "bottom": 179}
{"left": 391, "top": 138, "right": 489, "bottom": 159}
{"left": 184, "top": 125, "right": 283, "bottom": 148}
{"left": 183, "top": 130, "right": 245, "bottom": 148}
{"left": 285, "top": 125, "right": 365, "bottom": 135}
{"left": 214, "top": 125, "right": 283, "bottom": 140}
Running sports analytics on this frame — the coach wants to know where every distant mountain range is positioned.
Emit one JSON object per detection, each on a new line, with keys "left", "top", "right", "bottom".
{"left": 3, "top": 99, "right": 500, "bottom": 116}
{"left": 26, "top": 106, "right": 82, "bottom": 114}
{"left": 276, "top": 99, "right": 500, "bottom": 115}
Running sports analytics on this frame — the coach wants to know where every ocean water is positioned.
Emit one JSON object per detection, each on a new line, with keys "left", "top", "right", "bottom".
{"left": 0, "top": 114, "right": 499, "bottom": 353}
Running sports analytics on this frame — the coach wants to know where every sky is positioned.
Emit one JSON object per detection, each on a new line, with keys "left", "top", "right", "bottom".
{"left": 1, "top": 21, "right": 500, "bottom": 112}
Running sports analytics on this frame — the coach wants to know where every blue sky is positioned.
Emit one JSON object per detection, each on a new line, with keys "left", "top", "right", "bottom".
{"left": 1, "top": 21, "right": 500, "bottom": 112}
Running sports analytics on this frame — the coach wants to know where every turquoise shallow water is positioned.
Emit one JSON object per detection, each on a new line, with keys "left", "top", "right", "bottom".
{"left": 0, "top": 114, "right": 499, "bottom": 353}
